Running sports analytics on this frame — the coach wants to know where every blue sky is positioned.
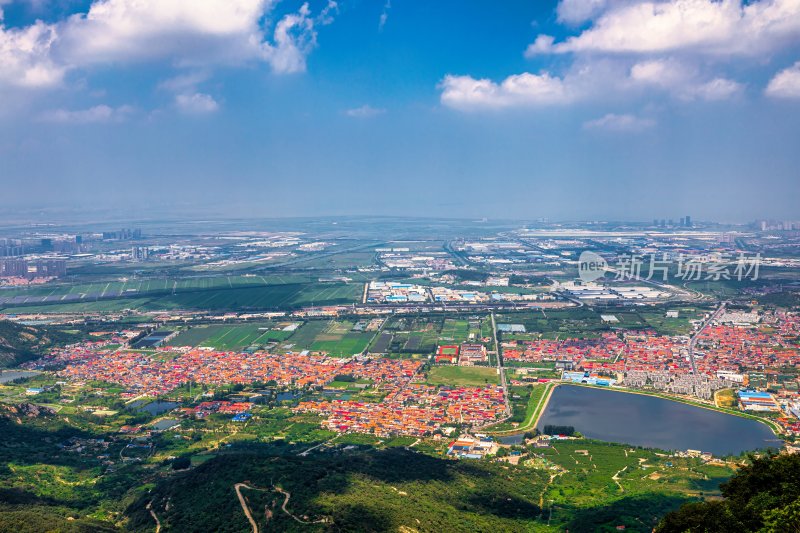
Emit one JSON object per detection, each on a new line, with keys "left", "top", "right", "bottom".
{"left": 1, "top": 0, "right": 799, "bottom": 222}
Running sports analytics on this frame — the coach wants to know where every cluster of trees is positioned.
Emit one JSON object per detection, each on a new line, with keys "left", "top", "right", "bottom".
{"left": 443, "top": 269, "right": 489, "bottom": 282}
{"left": 657, "top": 452, "right": 800, "bottom": 532}
{"left": 508, "top": 274, "right": 550, "bottom": 286}
{"left": 543, "top": 425, "right": 575, "bottom": 436}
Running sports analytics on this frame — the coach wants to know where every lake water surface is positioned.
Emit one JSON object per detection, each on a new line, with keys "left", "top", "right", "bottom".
{"left": 0, "top": 371, "right": 39, "bottom": 384}
{"left": 133, "top": 400, "right": 179, "bottom": 416}
{"left": 536, "top": 385, "right": 782, "bottom": 456}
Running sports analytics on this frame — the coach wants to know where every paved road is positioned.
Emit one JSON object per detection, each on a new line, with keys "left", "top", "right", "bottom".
{"left": 491, "top": 312, "right": 511, "bottom": 418}
{"left": 688, "top": 302, "right": 726, "bottom": 377}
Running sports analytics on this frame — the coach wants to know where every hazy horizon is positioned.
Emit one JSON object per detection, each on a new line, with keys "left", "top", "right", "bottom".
{"left": 1, "top": 0, "right": 799, "bottom": 221}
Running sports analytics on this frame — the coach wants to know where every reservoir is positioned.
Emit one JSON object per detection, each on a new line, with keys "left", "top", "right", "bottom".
{"left": 0, "top": 371, "right": 39, "bottom": 384}
{"left": 536, "top": 385, "right": 783, "bottom": 456}
{"left": 130, "top": 400, "right": 179, "bottom": 416}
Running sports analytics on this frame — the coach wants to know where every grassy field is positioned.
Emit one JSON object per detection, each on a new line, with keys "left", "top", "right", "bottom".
{"left": 267, "top": 319, "right": 374, "bottom": 356}
{"left": 309, "top": 320, "right": 374, "bottom": 356}
{"left": 281, "top": 320, "right": 329, "bottom": 349}
{"left": 426, "top": 365, "right": 499, "bottom": 387}
{"left": 715, "top": 388, "right": 738, "bottom": 408}
{"left": 438, "top": 318, "right": 471, "bottom": 343}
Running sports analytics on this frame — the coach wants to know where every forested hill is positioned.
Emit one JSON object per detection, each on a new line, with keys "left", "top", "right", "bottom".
{"left": 0, "top": 320, "right": 78, "bottom": 367}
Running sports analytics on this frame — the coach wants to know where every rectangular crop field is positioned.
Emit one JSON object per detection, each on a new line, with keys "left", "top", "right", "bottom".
{"left": 426, "top": 365, "right": 499, "bottom": 387}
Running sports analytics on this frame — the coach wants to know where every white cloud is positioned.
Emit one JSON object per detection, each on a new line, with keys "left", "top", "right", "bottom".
{"left": 524, "top": 35, "right": 555, "bottom": 58}
{"left": 439, "top": 72, "right": 573, "bottom": 110}
{"left": 629, "top": 58, "right": 743, "bottom": 100}
{"left": 690, "top": 77, "right": 743, "bottom": 100}
{"left": 0, "top": 20, "right": 63, "bottom": 88}
{"left": 556, "top": 0, "right": 608, "bottom": 25}
{"left": 39, "top": 103, "right": 133, "bottom": 123}
{"left": 765, "top": 61, "right": 800, "bottom": 98}
{"left": 175, "top": 92, "right": 219, "bottom": 114}
{"left": 531, "top": 0, "right": 800, "bottom": 56}
{"left": 261, "top": 2, "right": 317, "bottom": 74}
{"left": 629, "top": 58, "right": 691, "bottom": 87}
{"left": 439, "top": 57, "right": 742, "bottom": 110}
{"left": 59, "top": 0, "right": 275, "bottom": 65}
{"left": 379, "top": 0, "right": 391, "bottom": 30}
{"left": 345, "top": 104, "right": 386, "bottom": 118}
{"left": 157, "top": 71, "right": 210, "bottom": 93}
{"left": 583, "top": 113, "right": 656, "bottom": 131}
{"left": 317, "top": 0, "right": 338, "bottom": 26}
{"left": 0, "top": 0, "right": 337, "bottom": 90}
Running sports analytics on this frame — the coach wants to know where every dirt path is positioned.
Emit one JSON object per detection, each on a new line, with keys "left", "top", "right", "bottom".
{"left": 612, "top": 466, "right": 628, "bottom": 492}
{"left": 273, "top": 486, "right": 328, "bottom": 524}
{"left": 146, "top": 501, "right": 162, "bottom": 533}
{"left": 234, "top": 483, "right": 260, "bottom": 533}
{"left": 234, "top": 482, "right": 329, "bottom": 530}
{"left": 538, "top": 472, "right": 560, "bottom": 509}
{"left": 298, "top": 435, "right": 338, "bottom": 456}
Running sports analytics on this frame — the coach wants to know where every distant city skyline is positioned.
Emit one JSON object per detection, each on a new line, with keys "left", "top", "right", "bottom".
{"left": 1, "top": 0, "right": 799, "bottom": 221}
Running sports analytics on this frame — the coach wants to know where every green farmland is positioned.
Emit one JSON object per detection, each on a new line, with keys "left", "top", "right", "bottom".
{"left": 0, "top": 279, "right": 361, "bottom": 314}
{"left": 168, "top": 323, "right": 296, "bottom": 350}
{"left": 426, "top": 365, "right": 499, "bottom": 387}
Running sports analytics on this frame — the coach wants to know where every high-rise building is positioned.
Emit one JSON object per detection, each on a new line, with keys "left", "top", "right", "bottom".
{"left": 684, "top": 215, "right": 692, "bottom": 227}
{"left": 0, "top": 259, "right": 65, "bottom": 279}
{"left": 131, "top": 246, "right": 150, "bottom": 261}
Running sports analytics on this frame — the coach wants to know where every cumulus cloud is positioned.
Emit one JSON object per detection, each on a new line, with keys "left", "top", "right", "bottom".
{"left": 689, "top": 77, "right": 743, "bottom": 100}
{"left": 0, "top": 20, "right": 63, "bottom": 88}
{"left": 345, "top": 104, "right": 386, "bottom": 118}
{"left": 439, "top": 57, "right": 743, "bottom": 110}
{"left": 524, "top": 35, "right": 555, "bottom": 58}
{"left": 439, "top": 72, "right": 574, "bottom": 110}
{"left": 58, "top": 0, "right": 274, "bottom": 65}
{"left": 175, "top": 92, "right": 219, "bottom": 114}
{"left": 39, "top": 103, "right": 134, "bottom": 123}
{"left": 530, "top": 0, "right": 800, "bottom": 56}
{"left": 629, "top": 59, "right": 743, "bottom": 100}
{"left": 765, "top": 61, "right": 800, "bottom": 98}
{"left": 583, "top": 113, "right": 656, "bottom": 131}
{"left": 0, "top": 0, "right": 337, "bottom": 90}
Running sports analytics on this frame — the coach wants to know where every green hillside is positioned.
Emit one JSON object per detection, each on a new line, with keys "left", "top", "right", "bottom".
{"left": 0, "top": 320, "right": 79, "bottom": 367}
